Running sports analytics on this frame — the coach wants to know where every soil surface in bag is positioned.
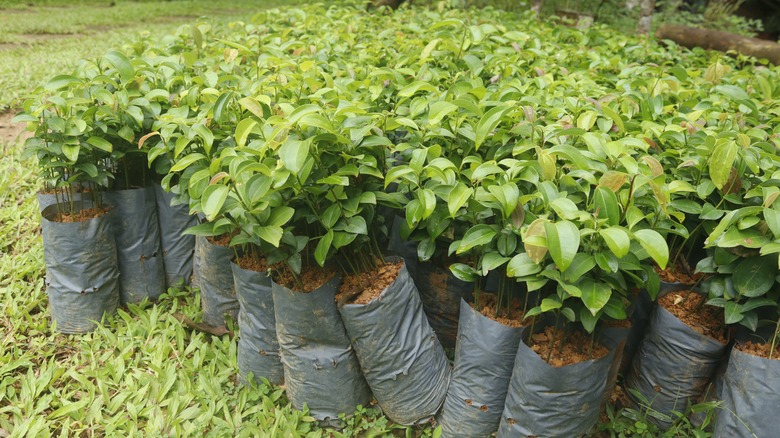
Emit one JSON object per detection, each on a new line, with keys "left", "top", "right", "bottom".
{"left": 338, "top": 258, "right": 451, "bottom": 425}
{"left": 658, "top": 291, "right": 728, "bottom": 344}
{"left": 103, "top": 187, "right": 166, "bottom": 305}
{"left": 530, "top": 326, "right": 610, "bottom": 367}
{"left": 194, "top": 235, "right": 238, "bottom": 327}
{"left": 231, "top": 257, "right": 283, "bottom": 386}
{"left": 625, "top": 290, "right": 727, "bottom": 429}
{"left": 41, "top": 201, "right": 120, "bottom": 334}
{"left": 498, "top": 328, "right": 614, "bottom": 437}
{"left": 715, "top": 342, "right": 780, "bottom": 437}
{"left": 154, "top": 184, "right": 196, "bottom": 287}
{"left": 437, "top": 297, "right": 525, "bottom": 438}
{"left": 273, "top": 269, "right": 372, "bottom": 421}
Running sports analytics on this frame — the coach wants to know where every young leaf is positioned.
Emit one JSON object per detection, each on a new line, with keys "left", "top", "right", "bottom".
{"left": 475, "top": 105, "right": 510, "bottom": 150}
{"left": 733, "top": 256, "right": 777, "bottom": 298}
{"left": 709, "top": 140, "right": 737, "bottom": 190}
{"left": 457, "top": 224, "right": 497, "bottom": 254}
{"left": 202, "top": 185, "right": 228, "bottom": 222}
{"left": 543, "top": 221, "right": 580, "bottom": 272}
{"left": 599, "top": 227, "right": 631, "bottom": 259}
{"left": 314, "top": 230, "right": 334, "bottom": 267}
{"left": 279, "top": 138, "right": 310, "bottom": 174}
{"left": 580, "top": 279, "right": 612, "bottom": 316}
{"left": 633, "top": 229, "right": 669, "bottom": 269}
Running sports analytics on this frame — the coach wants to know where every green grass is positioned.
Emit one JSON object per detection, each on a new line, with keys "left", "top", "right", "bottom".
{"left": 0, "top": 0, "right": 309, "bottom": 111}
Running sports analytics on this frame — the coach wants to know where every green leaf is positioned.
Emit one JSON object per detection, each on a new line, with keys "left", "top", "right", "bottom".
{"left": 314, "top": 230, "right": 334, "bottom": 267}
{"left": 202, "top": 185, "right": 228, "bottom": 221}
{"left": 541, "top": 297, "right": 562, "bottom": 312}
{"left": 457, "top": 224, "right": 497, "bottom": 254}
{"left": 475, "top": 105, "right": 510, "bottom": 150}
{"left": 580, "top": 307, "right": 598, "bottom": 333}
{"left": 335, "top": 216, "right": 368, "bottom": 235}
{"left": 563, "top": 253, "right": 596, "bottom": 283}
{"left": 104, "top": 50, "right": 134, "bottom": 82}
{"left": 580, "top": 279, "right": 612, "bottom": 316}
{"left": 45, "top": 75, "right": 80, "bottom": 91}
{"left": 600, "top": 227, "right": 631, "bottom": 259}
{"left": 544, "top": 221, "right": 580, "bottom": 272}
{"left": 321, "top": 203, "right": 340, "bottom": 229}
{"left": 594, "top": 187, "right": 620, "bottom": 227}
{"left": 724, "top": 302, "right": 744, "bottom": 324}
{"left": 733, "top": 256, "right": 777, "bottom": 298}
{"left": 87, "top": 137, "right": 114, "bottom": 153}
{"left": 428, "top": 101, "right": 458, "bottom": 125}
{"left": 481, "top": 252, "right": 510, "bottom": 275}
{"left": 256, "top": 226, "right": 283, "bottom": 247}
{"left": 279, "top": 138, "right": 310, "bottom": 174}
{"left": 419, "top": 189, "right": 436, "bottom": 220}
{"left": 507, "top": 253, "right": 542, "bottom": 277}
{"left": 764, "top": 208, "right": 780, "bottom": 238}
{"left": 633, "top": 229, "right": 669, "bottom": 269}
{"left": 447, "top": 183, "right": 473, "bottom": 218}
{"left": 235, "top": 118, "right": 258, "bottom": 148}
{"left": 709, "top": 140, "right": 737, "bottom": 190}
{"left": 170, "top": 153, "right": 206, "bottom": 173}
{"left": 450, "top": 263, "right": 477, "bottom": 282}
{"left": 213, "top": 91, "right": 233, "bottom": 124}
{"left": 576, "top": 110, "right": 597, "bottom": 131}
{"left": 268, "top": 207, "right": 295, "bottom": 227}
{"left": 61, "top": 143, "right": 79, "bottom": 162}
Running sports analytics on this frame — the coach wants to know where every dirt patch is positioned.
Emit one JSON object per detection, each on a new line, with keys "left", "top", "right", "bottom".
{"left": 658, "top": 291, "right": 728, "bottom": 344}
{"left": 529, "top": 326, "right": 609, "bottom": 367}
{"left": 655, "top": 261, "right": 703, "bottom": 285}
{"left": 206, "top": 233, "right": 233, "bottom": 247}
{"left": 53, "top": 207, "right": 110, "bottom": 222}
{"left": 337, "top": 259, "right": 402, "bottom": 305}
{"left": 737, "top": 340, "right": 780, "bottom": 360}
{"left": 274, "top": 264, "right": 335, "bottom": 293}
{"left": 604, "top": 318, "right": 631, "bottom": 328}
{"left": 0, "top": 111, "right": 31, "bottom": 145}
{"left": 236, "top": 254, "right": 267, "bottom": 272}
{"left": 473, "top": 293, "right": 525, "bottom": 328}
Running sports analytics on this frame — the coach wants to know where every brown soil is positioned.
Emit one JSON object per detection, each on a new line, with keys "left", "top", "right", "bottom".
{"left": 658, "top": 291, "right": 728, "bottom": 344}
{"left": 274, "top": 264, "right": 335, "bottom": 293}
{"left": 604, "top": 318, "right": 632, "bottom": 328}
{"left": 654, "top": 261, "right": 703, "bottom": 285}
{"left": 337, "top": 260, "right": 403, "bottom": 305}
{"left": 529, "top": 326, "right": 609, "bottom": 367}
{"left": 236, "top": 254, "right": 268, "bottom": 272}
{"left": 0, "top": 111, "right": 31, "bottom": 145}
{"left": 736, "top": 340, "right": 780, "bottom": 360}
{"left": 53, "top": 207, "right": 109, "bottom": 222}
{"left": 207, "top": 233, "right": 232, "bottom": 247}
{"left": 473, "top": 293, "right": 525, "bottom": 328}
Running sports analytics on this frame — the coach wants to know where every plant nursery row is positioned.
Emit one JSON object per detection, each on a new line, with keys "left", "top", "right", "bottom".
{"left": 16, "top": 2, "right": 780, "bottom": 436}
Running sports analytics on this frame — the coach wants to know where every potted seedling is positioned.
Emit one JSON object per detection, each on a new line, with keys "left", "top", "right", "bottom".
{"left": 699, "top": 189, "right": 780, "bottom": 437}
{"left": 17, "top": 76, "right": 120, "bottom": 334}
{"left": 260, "top": 109, "right": 372, "bottom": 422}
{"left": 436, "top": 159, "right": 531, "bottom": 437}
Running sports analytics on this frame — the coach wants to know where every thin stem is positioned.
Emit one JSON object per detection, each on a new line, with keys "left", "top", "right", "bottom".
{"left": 769, "top": 316, "right": 780, "bottom": 361}
{"left": 547, "top": 311, "right": 560, "bottom": 364}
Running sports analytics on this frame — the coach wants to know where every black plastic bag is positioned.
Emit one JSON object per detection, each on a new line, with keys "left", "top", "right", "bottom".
{"left": 437, "top": 299, "right": 525, "bottom": 437}
{"left": 154, "top": 184, "right": 197, "bottom": 288}
{"left": 600, "top": 325, "right": 630, "bottom": 404}
{"left": 103, "top": 187, "right": 166, "bottom": 304}
{"left": 624, "top": 305, "right": 727, "bottom": 428}
{"left": 231, "top": 262, "right": 284, "bottom": 386}
{"left": 715, "top": 345, "right": 780, "bottom": 437}
{"left": 37, "top": 192, "right": 83, "bottom": 213}
{"left": 413, "top": 261, "right": 471, "bottom": 350}
{"left": 41, "top": 201, "right": 120, "bottom": 333}
{"left": 337, "top": 259, "right": 451, "bottom": 425}
{"left": 193, "top": 236, "right": 238, "bottom": 327}
{"left": 497, "top": 333, "right": 615, "bottom": 437}
{"left": 273, "top": 274, "right": 372, "bottom": 421}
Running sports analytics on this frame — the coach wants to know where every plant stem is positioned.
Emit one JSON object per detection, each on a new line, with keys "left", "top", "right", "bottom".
{"left": 769, "top": 315, "right": 780, "bottom": 361}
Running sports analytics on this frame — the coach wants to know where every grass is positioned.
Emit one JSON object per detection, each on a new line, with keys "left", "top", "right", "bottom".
{"left": 0, "top": 1, "right": 720, "bottom": 436}
{"left": 0, "top": 0, "right": 309, "bottom": 111}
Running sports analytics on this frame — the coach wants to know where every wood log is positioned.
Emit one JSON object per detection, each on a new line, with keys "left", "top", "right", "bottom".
{"left": 656, "top": 24, "right": 780, "bottom": 65}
